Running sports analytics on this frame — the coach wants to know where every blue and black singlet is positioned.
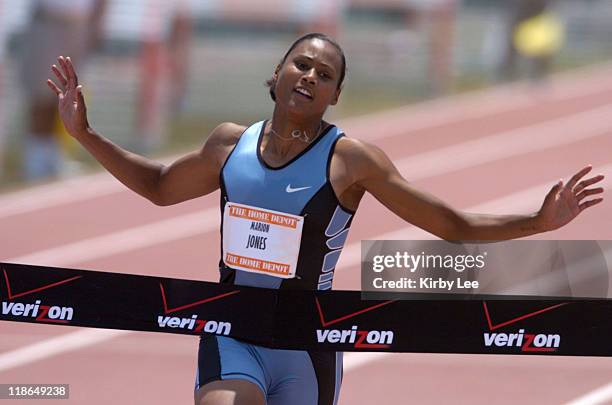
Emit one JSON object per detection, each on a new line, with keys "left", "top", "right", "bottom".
{"left": 196, "top": 120, "right": 354, "bottom": 405}
{"left": 219, "top": 119, "right": 354, "bottom": 290}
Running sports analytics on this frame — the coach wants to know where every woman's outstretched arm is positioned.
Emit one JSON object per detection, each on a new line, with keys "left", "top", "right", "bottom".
{"left": 47, "top": 56, "right": 244, "bottom": 206}
{"left": 341, "top": 138, "right": 604, "bottom": 241}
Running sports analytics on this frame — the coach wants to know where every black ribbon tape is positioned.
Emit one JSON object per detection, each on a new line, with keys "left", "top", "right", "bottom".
{"left": 1, "top": 262, "right": 611, "bottom": 356}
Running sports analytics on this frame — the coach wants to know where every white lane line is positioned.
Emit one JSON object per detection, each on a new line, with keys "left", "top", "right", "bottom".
{"left": 3, "top": 63, "right": 612, "bottom": 219}
{"left": 338, "top": 61, "right": 612, "bottom": 146}
{"left": 9, "top": 209, "right": 219, "bottom": 266}
{"left": 0, "top": 174, "right": 120, "bottom": 219}
{"left": 340, "top": 68, "right": 612, "bottom": 144}
{"left": 390, "top": 104, "right": 612, "bottom": 181}
{"left": 343, "top": 352, "right": 389, "bottom": 370}
{"left": 0, "top": 155, "right": 179, "bottom": 220}
{"left": 0, "top": 329, "right": 129, "bottom": 373}
{"left": 563, "top": 382, "right": 612, "bottom": 405}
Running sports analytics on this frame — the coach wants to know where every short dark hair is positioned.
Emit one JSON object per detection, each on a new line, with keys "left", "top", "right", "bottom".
{"left": 265, "top": 33, "right": 347, "bottom": 102}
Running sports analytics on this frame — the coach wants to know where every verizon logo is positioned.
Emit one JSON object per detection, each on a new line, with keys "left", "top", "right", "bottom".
{"left": 316, "top": 325, "right": 394, "bottom": 349}
{"left": 1, "top": 268, "right": 81, "bottom": 324}
{"left": 1, "top": 299, "right": 74, "bottom": 323}
{"left": 481, "top": 302, "right": 568, "bottom": 353}
{"left": 484, "top": 329, "right": 560, "bottom": 352}
{"left": 157, "top": 314, "right": 231, "bottom": 335}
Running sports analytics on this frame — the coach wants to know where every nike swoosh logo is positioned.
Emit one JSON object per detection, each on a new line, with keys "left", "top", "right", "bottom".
{"left": 286, "top": 184, "right": 312, "bottom": 193}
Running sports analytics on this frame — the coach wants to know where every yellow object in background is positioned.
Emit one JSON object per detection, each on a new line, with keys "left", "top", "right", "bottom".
{"left": 54, "top": 112, "right": 79, "bottom": 157}
{"left": 514, "top": 13, "right": 565, "bottom": 57}
{"left": 53, "top": 85, "right": 89, "bottom": 159}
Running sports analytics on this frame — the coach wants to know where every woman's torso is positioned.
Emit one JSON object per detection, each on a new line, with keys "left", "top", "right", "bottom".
{"left": 218, "top": 120, "right": 356, "bottom": 290}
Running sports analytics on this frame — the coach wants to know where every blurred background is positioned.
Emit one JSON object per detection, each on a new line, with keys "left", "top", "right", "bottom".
{"left": 0, "top": 0, "right": 612, "bottom": 187}
{"left": 1, "top": 2, "right": 611, "bottom": 404}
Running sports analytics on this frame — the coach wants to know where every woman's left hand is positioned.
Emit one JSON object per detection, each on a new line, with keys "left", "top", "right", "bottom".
{"left": 538, "top": 165, "right": 605, "bottom": 231}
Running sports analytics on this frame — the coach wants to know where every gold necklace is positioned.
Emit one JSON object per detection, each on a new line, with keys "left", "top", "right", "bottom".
{"left": 269, "top": 121, "right": 323, "bottom": 143}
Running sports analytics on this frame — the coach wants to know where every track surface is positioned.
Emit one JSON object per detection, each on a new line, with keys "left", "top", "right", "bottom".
{"left": 1, "top": 64, "right": 611, "bottom": 404}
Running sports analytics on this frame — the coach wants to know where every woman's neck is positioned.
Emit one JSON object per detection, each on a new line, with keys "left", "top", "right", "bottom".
{"left": 266, "top": 108, "right": 324, "bottom": 156}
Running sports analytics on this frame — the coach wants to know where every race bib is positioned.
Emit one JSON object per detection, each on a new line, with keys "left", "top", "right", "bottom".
{"left": 222, "top": 202, "right": 304, "bottom": 279}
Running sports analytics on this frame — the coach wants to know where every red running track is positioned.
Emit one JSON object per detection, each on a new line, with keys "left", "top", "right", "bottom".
{"left": 0, "top": 64, "right": 611, "bottom": 404}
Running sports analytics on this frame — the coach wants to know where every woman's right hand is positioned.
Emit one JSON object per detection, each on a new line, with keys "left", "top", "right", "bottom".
{"left": 47, "top": 56, "right": 90, "bottom": 138}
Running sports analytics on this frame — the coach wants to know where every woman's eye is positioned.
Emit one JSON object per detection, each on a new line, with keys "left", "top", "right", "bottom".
{"left": 296, "top": 62, "right": 308, "bottom": 70}
{"left": 320, "top": 72, "right": 330, "bottom": 79}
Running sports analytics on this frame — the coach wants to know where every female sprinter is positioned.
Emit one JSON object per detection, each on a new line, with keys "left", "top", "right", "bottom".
{"left": 47, "top": 33, "right": 604, "bottom": 405}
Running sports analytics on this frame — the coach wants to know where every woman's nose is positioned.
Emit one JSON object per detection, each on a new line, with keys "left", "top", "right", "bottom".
{"left": 301, "top": 69, "right": 317, "bottom": 85}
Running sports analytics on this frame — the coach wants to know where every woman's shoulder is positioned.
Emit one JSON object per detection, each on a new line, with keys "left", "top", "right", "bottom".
{"left": 334, "top": 134, "right": 386, "bottom": 163}
{"left": 208, "top": 122, "right": 248, "bottom": 147}
{"left": 198, "top": 122, "right": 248, "bottom": 167}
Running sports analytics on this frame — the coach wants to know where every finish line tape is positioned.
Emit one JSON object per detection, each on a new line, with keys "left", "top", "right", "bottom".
{"left": 1, "top": 263, "right": 610, "bottom": 356}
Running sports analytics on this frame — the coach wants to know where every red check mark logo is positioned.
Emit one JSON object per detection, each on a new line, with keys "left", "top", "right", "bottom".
{"left": 315, "top": 296, "right": 395, "bottom": 327}
{"left": 159, "top": 283, "right": 240, "bottom": 315}
{"left": 482, "top": 301, "right": 570, "bottom": 331}
{"left": 2, "top": 267, "right": 82, "bottom": 300}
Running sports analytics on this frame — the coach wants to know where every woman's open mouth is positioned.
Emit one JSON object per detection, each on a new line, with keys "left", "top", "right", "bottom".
{"left": 294, "top": 87, "right": 313, "bottom": 100}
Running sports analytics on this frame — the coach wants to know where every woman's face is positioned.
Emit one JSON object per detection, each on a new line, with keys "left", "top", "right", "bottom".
{"left": 272, "top": 38, "right": 343, "bottom": 118}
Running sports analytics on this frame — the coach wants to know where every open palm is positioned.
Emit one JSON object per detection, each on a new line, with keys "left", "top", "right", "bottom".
{"left": 47, "top": 56, "right": 89, "bottom": 137}
{"left": 539, "top": 166, "right": 604, "bottom": 231}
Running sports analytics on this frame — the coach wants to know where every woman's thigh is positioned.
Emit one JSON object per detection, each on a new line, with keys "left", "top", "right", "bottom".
{"left": 196, "top": 336, "right": 268, "bottom": 403}
{"left": 195, "top": 379, "right": 265, "bottom": 405}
